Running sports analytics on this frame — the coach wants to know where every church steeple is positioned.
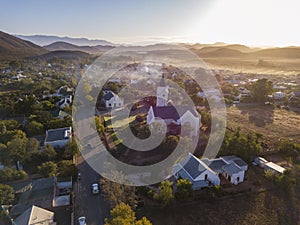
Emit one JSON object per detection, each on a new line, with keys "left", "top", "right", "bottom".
{"left": 156, "top": 74, "right": 168, "bottom": 107}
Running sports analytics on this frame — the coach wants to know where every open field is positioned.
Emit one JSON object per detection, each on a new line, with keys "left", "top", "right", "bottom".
{"left": 226, "top": 105, "right": 300, "bottom": 150}
{"left": 138, "top": 190, "right": 296, "bottom": 225}
{"left": 203, "top": 57, "right": 300, "bottom": 75}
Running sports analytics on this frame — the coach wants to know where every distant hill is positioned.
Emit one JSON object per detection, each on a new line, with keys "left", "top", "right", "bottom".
{"left": 34, "top": 50, "right": 90, "bottom": 60}
{"left": 16, "top": 34, "right": 116, "bottom": 47}
{"left": 249, "top": 47, "right": 300, "bottom": 58}
{"left": 191, "top": 47, "right": 245, "bottom": 58}
{"left": 0, "top": 31, "right": 47, "bottom": 59}
{"left": 44, "top": 41, "right": 114, "bottom": 54}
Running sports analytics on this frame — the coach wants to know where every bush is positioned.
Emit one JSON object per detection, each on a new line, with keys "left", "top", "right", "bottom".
{"left": 0, "top": 167, "right": 28, "bottom": 182}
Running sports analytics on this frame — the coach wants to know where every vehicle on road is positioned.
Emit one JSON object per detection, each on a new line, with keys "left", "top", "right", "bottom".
{"left": 92, "top": 182, "right": 99, "bottom": 194}
{"left": 78, "top": 216, "right": 86, "bottom": 225}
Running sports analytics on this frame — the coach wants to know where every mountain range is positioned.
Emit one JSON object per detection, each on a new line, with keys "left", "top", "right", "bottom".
{"left": 1, "top": 31, "right": 300, "bottom": 61}
{"left": 15, "top": 34, "right": 116, "bottom": 47}
{"left": 43, "top": 42, "right": 114, "bottom": 54}
{"left": 0, "top": 31, "right": 47, "bottom": 60}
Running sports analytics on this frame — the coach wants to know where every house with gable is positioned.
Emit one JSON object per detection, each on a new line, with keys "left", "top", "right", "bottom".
{"left": 202, "top": 155, "right": 248, "bottom": 185}
{"left": 13, "top": 205, "right": 56, "bottom": 225}
{"left": 147, "top": 75, "right": 201, "bottom": 137}
{"left": 103, "top": 90, "right": 124, "bottom": 108}
{"left": 173, "top": 153, "right": 220, "bottom": 190}
{"left": 173, "top": 154, "right": 248, "bottom": 188}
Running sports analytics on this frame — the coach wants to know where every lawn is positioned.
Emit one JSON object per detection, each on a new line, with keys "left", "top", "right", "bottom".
{"left": 104, "top": 115, "right": 136, "bottom": 129}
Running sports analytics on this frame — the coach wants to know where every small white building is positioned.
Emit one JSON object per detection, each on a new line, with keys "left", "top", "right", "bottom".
{"left": 44, "top": 127, "right": 72, "bottom": 148}
{"left": 264, "top": 162, "right": 286, "bottom": 174}
{"left": 273, "top": 91, "right": 286, "bottom": 100}
{"left": 103, "top": 91, "right": 124, "bottom": 108}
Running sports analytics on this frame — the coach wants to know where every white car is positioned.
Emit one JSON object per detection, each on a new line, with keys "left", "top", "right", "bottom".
{"left": 92, "top": 183, "right": 99, "bottom": 194}
{"left": 78, "top": 216, "right": 86, "bottom": 225}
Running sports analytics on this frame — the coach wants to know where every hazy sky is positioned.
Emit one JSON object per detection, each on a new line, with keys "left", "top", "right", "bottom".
{"left": 1, "top": 0, "right": 299, "bottom": 46}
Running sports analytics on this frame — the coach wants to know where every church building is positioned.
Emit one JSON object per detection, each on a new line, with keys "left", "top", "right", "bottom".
{"left": 146, "top": 76, "right": 201, "bottom": 137}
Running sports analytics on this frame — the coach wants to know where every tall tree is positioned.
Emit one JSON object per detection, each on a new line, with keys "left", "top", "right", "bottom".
{"left": 104, "top": 202, "right": 152, "bottom": 225}
{"left": 153, "top": 180, "right": 174, "bottom": 207}
{"left": 38, "top": 161, "right": 57, "bottom": 177}
{"left": 251, "top": 78, "right": 273, "bottom": 103}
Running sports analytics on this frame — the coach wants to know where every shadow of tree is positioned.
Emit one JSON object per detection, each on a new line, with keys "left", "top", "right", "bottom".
{"left": 239, "top": 105, "right": 275, "bottom": 127}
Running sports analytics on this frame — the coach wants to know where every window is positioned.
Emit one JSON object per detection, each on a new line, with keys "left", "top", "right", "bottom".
{"left": 204, "top": 174, "right": 208, "bottom": 180}
{"left": 237, "top": 177, "right": 240, "bottom": 182}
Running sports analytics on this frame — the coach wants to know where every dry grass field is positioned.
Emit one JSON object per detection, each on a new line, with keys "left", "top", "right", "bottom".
{"left": 226, "top": 105, "right": 300, "bottom": 150}
{"left": 203, "top": 57, "right": 300, "bottom": 75}
{"left": 138, "top": 191, "right": 293, "bottom": 225}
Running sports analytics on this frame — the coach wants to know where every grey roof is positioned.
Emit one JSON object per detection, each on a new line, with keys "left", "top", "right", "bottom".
{"left": 182, "top": 155, "right": 207, "bottom": 179}
{"left": 202, "top": 158, "right": 227, "bottom": 173}
{"left": 221, "top": 156, "right": 247, "bottom": 168}
{"left": 222, "top": 163, "right": 242, "bottom": 176}
{"left": 152, "top": 105, "right": 199, "bottom": 120}
{"left": 45, "top": 127, "right": 71, "bottom": 142}
{"left": 158, "top": 76, "right": 167, "bottom": 87}
{"left": 103, "top": 91, "right": 114, "bottom": 101}
{"left": 14, "top": 205, "right": 54, "bottom": 225}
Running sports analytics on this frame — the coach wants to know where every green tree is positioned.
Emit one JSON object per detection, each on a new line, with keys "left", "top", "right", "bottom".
{"left": 26, "top": 121, "right": 44, "bottom": 137}
{"left": 38, "top": 161, "right": 57, "bottom": 177}
{"left": 57, "top": 160, "right": 78, "bottom": 179}
{"left": 100, "top": 176, "right": 137, "bottom": 208}
{"left": 153, "top": 180, "right": 174, "bottom": 207}
{"left": 95, "top": 116, "right": 105, "bottom": 134}
{"left": 41, "top": 144, "right": 57, "bottom": 161}
{"left": 251, "top": 78, "right": 273, "bottom": 103}
{"left": 6, "top": 136, "right": 28, "bottom": 162}
{"left": 175, "top": 179, "right": 192, "bottom": 200}
{"left": 8, "top": 60, "right": 21, "bottom": 71}
{"left": 279, "top": 139, "right": 300, "bottom": 159}
{"left": 0, "top": 167, "right": 28, "bottom": 182}
{"left": 64, "top": 139, "right": 79, "bottom": 159}
{"left": 104, "top": 203, "right": 152, "bottom": 225}
{"left": 26, "top": 138, "right": 40, "bottom": 154}
{"left": 0, "top": 184, "right": 14, "bottom": 205}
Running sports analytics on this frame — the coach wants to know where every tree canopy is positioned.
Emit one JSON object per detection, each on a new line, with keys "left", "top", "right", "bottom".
{"left": 104, "top": 202, "right": 152, "bottom": 225}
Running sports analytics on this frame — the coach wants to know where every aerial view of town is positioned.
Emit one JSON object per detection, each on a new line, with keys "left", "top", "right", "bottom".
{"left": 1, "top": 0, "right": 300, "bottom": 225}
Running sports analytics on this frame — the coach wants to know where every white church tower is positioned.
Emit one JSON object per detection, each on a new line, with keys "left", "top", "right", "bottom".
{"left": 156, "top": 75, "right": 169, "bottom": 107}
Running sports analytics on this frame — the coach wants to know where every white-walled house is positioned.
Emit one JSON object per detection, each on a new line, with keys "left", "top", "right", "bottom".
{"left": 103, "top": 91, "right": 124, "bottom": 108}
{"left": 202, "top": 155, "right": 248, "bottom": 185}
{"left": 44, "top": 127, "right": 72, "bottom": 148}
{"left": 173, "top": 153, "right": 220, "bottom": 190}
{"left": 222, "top": 163, "right": 245, "bottom": 184}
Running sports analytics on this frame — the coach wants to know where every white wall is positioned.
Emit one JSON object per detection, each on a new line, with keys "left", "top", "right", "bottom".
{"left": 196, "top": 167, "right": 220, "bottom": 186}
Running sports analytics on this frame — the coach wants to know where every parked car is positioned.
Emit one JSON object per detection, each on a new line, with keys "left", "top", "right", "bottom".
{"left": 91, "top": 182, "right": 99, "bottom": 195}
{"left": 78, "top": 216, "right": 86, "bottom": 225}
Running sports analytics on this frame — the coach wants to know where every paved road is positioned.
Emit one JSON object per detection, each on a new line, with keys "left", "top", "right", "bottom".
{"left": 75, "top": 155, "right": 110, "bottom": 225}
